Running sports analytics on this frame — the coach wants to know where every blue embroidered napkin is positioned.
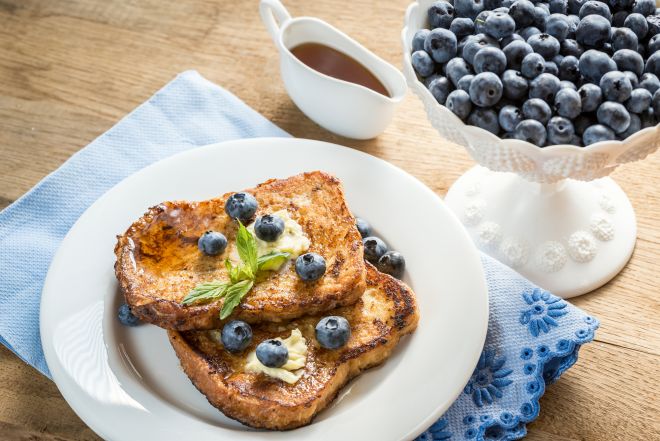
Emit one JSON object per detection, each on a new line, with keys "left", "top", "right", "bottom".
{"left": 0, "top": 71, "right": 598, "bottom": 441}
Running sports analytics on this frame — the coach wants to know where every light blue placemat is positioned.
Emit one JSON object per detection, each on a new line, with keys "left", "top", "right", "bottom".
{"left": 0, "top": 71, "right": 597, "bottom": 441}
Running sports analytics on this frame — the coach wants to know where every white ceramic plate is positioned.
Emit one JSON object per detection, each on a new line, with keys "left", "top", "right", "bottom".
{"left": 40, "top": 138, "right": 488, "bottom": 441}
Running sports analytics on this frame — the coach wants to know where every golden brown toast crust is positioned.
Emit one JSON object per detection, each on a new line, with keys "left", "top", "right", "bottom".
{"left": 115, "top": 172, "right": 366, "bottom": 330}
{"left": 167, "top": 264, "right": 419, "bottom": 430}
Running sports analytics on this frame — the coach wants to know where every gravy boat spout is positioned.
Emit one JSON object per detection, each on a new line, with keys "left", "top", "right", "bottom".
{"left": 260, "top": 0, "right": 407, "bottom": 139}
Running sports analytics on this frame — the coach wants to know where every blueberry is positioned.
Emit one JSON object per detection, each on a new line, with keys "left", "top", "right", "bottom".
{"left": 533, "top": 6, "right": 550, "bottom": 30}
{"left": 520, "top": 26, "right": 542, "bottom": 40}
{"left": 640, "top": 108, "right": 656, "bottom": 128}
{"left": 425, "top": 28, "right": 458, "bottom": 63}
{"left": 455, "top": 0, "right": 484, "bottom": 20}
{"left": 412, "top": 51, "right": 435, "bottom": 78}
{"left": 624, "top": 13, "right": 649, "bottom": 39}
{"left": 468, "top": 108, "right": 501, "bottom": 134}
{"left": 501, "top": 33, "right": 525, "bottom": 47}
{"left": 256, "top": 339, "right": 288, "bottom": 368}
{"left": 118, "top": 303, "right": 141, "bottom": 327}
{"left": 463, "top": 34, "right": 499, "bottom": 65}
{"left": 523, "top": 98, "right": 553, "bottom": 124}
{"left": 579, "top": 1, "right": 612, "bottom": 21}
{"left": 469, "top": 72, "right": 503, "bottom": 107}
{"left": 473, "top": 47, "right": 507, "bottom": 74}
{"left": 544, "top": 60, "right": 559, "bottom": 76}
{"left": 611, "top": 27, "right": 639, "bottom": 52}
{"left": 612, "top": 49, "right": 644, "bottom": 77}
{"left": 547, "top": 116, "right": 576, "bottom": 144}
{"left": 647, "top": 15, "right": 660, "bottom": 38}
{"left": 514, "top": 119, "right": 548, "bottom": 145}
{"left": 549, "top": 0, "right": 568, "bottom": 13}
{"left": 576, "top": 15, "right": 611, "bottom": 48}
{"left": 428, "top": 1, "right": 455, "bottom": 29}
{"left": 356, "top": 217, "right": 372, "bottom": 238}
{"left": 632, "top": 0, "right": 655, "bottom": 16}
{"left": 295, "top": 252, "right": 326, "bottom": 281}
{"left": 529, "top": 73, "right": 561, "bottom": 101}
{"left": 554, "top": 88, "right": 582, "bottom": 118}
{"left": 377, "top": 251, "right": 406, "bottom": 279}
{"left": 560, "top": 39, "right": 583, "bottom": 57}
{"left": 499, "top": 105, "right": 524, "bottom": 132}
{"left": 620, "top": 113, "right": 641, "bottom": 139}
{"left": 474, "top": 10, "right": 493, "bottom": 34}
{"left": 597, "top": 101, "right": 631, "bottom": 133}
{"left": 583, "top": 124, "right": 616, "bottom": 145}
{"left": 653, "top": 89, "right": 660, "bottom": 115}
{"left": 255, "top": 214, "right": 285, "bottom": 242}
{"left": 553, "top": 54, "right": 564, "bottom": 66}
{"left": 608, "top": 0, "right": 633, "bottom": 10}
{"left": 649, "top": 35, "right": 660, "bottom": 54}
{"left": 502, "top": 69, "right": 529, "bottom": 101}
{"left": 510, "top": 0, "right": 536, "bottom": 28}
{"left": 568, "top": 0, "right": 588, "bottom": 15}
{"left": 446, "top": 90, "right": 473, "bottom": 119}
{"left": 639, "top": 73, "right": 660, "bottom": 94}
{"left": 560, "top": 80, "right": 578, "bottom": 90}
{"left": 566, "top": 14, "right": 581, "bottom": 38}
{"left": 503, "top": 41, "right": 533, "bottom": 70}
{"left": 225, "top": 192, "right": 258, "bottom": 222}
{"left": 645, "top": 51, "right": 660, "bottom": 78}
{"left": 578, "top": 83, "right": 603, "bottom": 112}
{"left": 315, "top": 316, "right": 351, "bottom": 349}
{"left": 412, "top": 29, "right": 430, "bottom": 52}
{"left": 600, "top": 70, "right": 634, "bottom": 104}
{"left": 559, "top": 55, "right": 580, "bottom": 82}
{"left": 493, "top": 7, "right": 511, "bottom": 13}
{"left": 424, "top": 73, "right": 442, "bottom": 88}
{"left": 623, "top": 71, "right": 639, "bottom": 88}
{"left": 521, "top": 53, "right": 546, "bottom": 79}
{"left": 446, "top": 57, "right": 473, "bottom": 86}
{"left": 428, "top": 76, "right": 453, "bottom": 105}
{"left": 363, "top": 236, "right": 388, "bottom": 264}
{"left": 612, "top": 11, "right": 630, "bottom": 27}
{"left": 198, "top": 231, "right": 228, "bottom": 256}
{"left": 221, "top": 320, "right": 253, "bottom": 353}
{"left": 485, "top": 0, "right": 504, "bottom": 9}
{"left": 458, "top": 74, "right": 475, "bottom": 92}
{"left": 579, "top": 49, "right": 617, "bottom": 83}
{"left": 545, "top": 14, "right": 569, "bottom": 42}
{"left": 484, "top": 11, "right": 516, "bottom": 39}
{"left": 450, "top": 17, "right": 476, "bottom": 40}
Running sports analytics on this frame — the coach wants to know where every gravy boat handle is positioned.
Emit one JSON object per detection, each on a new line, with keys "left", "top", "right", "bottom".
{"left": 259, "top": 0, "right": 292, "bottom": 47}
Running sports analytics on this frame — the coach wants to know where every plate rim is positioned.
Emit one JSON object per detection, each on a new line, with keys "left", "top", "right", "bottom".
{"left": 40, "top": 137, "right": 488, "bottom": 441}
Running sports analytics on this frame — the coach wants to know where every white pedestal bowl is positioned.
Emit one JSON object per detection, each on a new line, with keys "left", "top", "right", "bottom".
{"left": 402, "top": 0, "right": 660, "bottom": 298}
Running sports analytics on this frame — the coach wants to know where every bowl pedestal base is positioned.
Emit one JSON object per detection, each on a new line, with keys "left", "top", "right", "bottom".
{"left": 445, "top": 166, "right": 636, "bottom": 298}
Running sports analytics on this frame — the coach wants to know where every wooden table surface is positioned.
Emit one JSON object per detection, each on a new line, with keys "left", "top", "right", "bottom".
{"left": 1, "top": 0, "right": 659, "bottom": 440}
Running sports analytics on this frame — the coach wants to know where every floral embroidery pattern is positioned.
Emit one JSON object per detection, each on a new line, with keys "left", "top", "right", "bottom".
{"left": 464, "top": 349, "right": 513, "bottom": 407}
{"left": 520, "top": 288, "right": 568, "bottom": 337}
{"left": 417, "top": 418, "right": 452, "bottom": 440}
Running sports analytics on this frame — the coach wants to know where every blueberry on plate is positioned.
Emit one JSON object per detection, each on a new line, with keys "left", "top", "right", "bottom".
{"left": 502, "top": 69, "right": 529, "bottom": 100}
{"left": 256, "top": 339, "right": 288, "bottom": 368}
{"left": 599, "top": 71, "right": 633, "bottom": 103}
{"left": 221, "top": 320, "right": 253, "bottom": 353}
{"left": 377, "top": 251, "right": 406, "bottom": 279}
{"left": 424, "top": 28, "right": 458, "bottom": 64}
{"left": 446, "top": 90, "right": 473, "bottom": 120}
{"left": 118, "top": 303, "right": 141, "bottom": 327}
{"left": 316, "top": 316, "right": 351, "bottom": 349}
{"left": 468, "top": 108, "right": 501, "bottom": 135}
{"left": 468, "top": 72, "right": 503, "bottom": 107}
{"left": 597, "top": 102, "right": 631, "bottom": 134}
{"left": 255, "top": 214, "right": 285, "bottom": 242}
{"left": 363, "top": 236, "right": 388, "bottom": 264}
{"left": 445, "top": 57, "right": 472, "bottom": 87}
{"left": 411, "top": 50, "right": 435, "bottom": 77}
{"left": 473, "top": 47, "right": 507, "bottom": 75}
{"left": 522, "top": 98, "right": 552, "bottom": 125}
{"left": 529, "top": 73, "right": 561, "bottom": 102}
{"left": 225, "top": 192, "right": 258, "bottom": 222}
{"left": 355, "top": 217, "right": 372, "bottom": 238}
{"left": 583, "top": 124, "right": 615, "bottom": 145}
{"left": 578, "top": 83, "right": 603, "bottom": 112}
{"left": 412, "top": 29, "right": 431, "bottom": 52}
{"left": 514, "top": 120, "right": 547, "bottom": 146}
{"left": 428, "top": 76, "right": 453, "bottom": 105}
{"left": 554, "top": 88, "right": 582, "bottom": 119}
{"left": 498, "top": 105, "right": 523, "bottom": 132}
{"left": 547, "top": 116, "right": 575, "bottom": 144}
{"left": 295, "top": 253, "right": 326, "bottom": 281}
{"left": 198, "top": 231, "right": 228, "bottom": 256}
{"left": 428, "top": 0, "right": 455, "bottom": 29}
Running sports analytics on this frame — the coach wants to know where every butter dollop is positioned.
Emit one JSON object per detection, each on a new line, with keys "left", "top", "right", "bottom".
{"left": 245, "top": 328, "right": 308, "bottom": 384}
{"left": 247, "top": 209, "right": 310, "bottom": 262}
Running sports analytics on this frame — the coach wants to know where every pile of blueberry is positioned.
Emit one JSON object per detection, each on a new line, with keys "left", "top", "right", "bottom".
{"left": 410, "top": 0, "right": 660, "bottom": 146}
{"left": 356, "top": 217, "right": 406, "bottom": 279}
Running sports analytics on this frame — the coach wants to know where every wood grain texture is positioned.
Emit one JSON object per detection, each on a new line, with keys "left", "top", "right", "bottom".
{"left": 0, "top": 0, "right": 658, "bottom": 440}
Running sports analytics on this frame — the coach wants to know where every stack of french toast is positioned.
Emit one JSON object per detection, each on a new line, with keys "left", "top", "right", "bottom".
{"left": 114, "top": 171, "right": 419, "bottom": 430}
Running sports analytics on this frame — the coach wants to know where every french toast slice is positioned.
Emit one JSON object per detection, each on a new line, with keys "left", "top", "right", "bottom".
{"left": 167, "top": 264, "right": 419, "bottom": 430}
{"left": 115, "top": 171, "right": 366, "bottom": 330}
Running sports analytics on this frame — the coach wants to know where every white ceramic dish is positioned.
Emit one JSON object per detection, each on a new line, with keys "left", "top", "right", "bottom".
{"left": 40, "top": 138, "right": 488, "bottom": 441}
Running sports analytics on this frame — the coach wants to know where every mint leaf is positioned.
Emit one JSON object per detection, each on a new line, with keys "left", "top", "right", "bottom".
{"left": 220, "top": 279, "right": 254, "bottom": 319}
{"left": 236, "top": 220, "right": 257, "bottom": 276}
{"left": 181, "top": 281, "right": 229, "bottom": 305}
{"left": 257, "top": 251, "right": 291, "bottom": 271}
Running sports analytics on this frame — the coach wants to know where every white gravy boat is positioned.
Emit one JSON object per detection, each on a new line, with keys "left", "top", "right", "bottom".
{"left": 259, "top": 0, "right": 407, "bottom": 139}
